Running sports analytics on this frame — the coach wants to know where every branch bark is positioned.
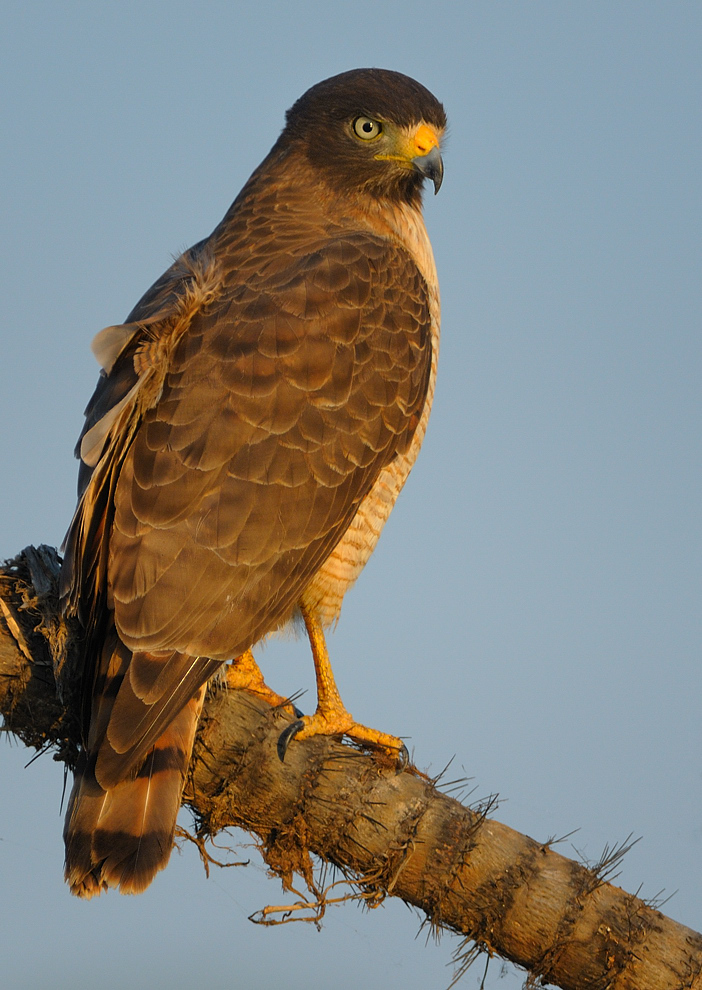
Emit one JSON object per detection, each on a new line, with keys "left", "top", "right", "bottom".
{"left": 1, "top": 546, "right": 701, "bottom": 990}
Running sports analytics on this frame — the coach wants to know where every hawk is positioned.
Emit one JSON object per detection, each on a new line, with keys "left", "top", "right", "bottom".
{"left": 60, "top": 68, "right": 445, "bottom": 897}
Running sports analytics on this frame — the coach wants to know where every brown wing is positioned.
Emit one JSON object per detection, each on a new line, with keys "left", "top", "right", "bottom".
{"left": 110, "top": 232, "right": 432, "bottom": 659}
{"left": 62, "top": 231, "right": 431, "bottom": 781}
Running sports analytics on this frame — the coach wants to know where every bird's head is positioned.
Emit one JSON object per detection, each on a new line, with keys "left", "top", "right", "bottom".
{"left": 281, "top": 68, "right": 446, "bottom": 206}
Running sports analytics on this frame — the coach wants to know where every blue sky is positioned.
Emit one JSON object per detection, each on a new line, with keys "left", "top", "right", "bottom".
{"left": 1, "top": 3, "right": 700, "bottom": 988}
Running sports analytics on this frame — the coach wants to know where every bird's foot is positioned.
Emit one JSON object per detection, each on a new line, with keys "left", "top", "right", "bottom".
{"left": 277, "top": 708, "right": 408, "bottom": 770}
{"left": 227, "top": 651, "right": 302, "bottom": 717}
{"left": 280, "top": 601, "right": 408, "bottom": 769}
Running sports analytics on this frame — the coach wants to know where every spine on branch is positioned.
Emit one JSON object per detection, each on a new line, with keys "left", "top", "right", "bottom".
{"left": 1, "top": 546, "right": 701, "bottom": 990}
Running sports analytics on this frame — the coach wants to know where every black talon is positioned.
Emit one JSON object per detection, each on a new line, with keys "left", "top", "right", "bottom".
{"left": 396, "top": 743, "right": 410, "bottom": 773}
{"left": 277, "top": 719, "right": 305, "bottom": 761}
{"left": 292, "top": 705, "right": 305, "bottom": 719}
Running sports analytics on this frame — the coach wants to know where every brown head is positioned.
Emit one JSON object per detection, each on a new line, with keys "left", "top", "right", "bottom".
{"left": 279, "top": 68, "right": 446, "bottom": 206}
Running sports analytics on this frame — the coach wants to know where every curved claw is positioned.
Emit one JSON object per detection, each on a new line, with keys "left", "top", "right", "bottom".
{"left": 292, "top": 705, "right": 305, "bottom": 719}
{"left": 277, "top": 719, "right": 305, "bottom": 762}
{"left": 396, "top": 743, "right": 410, "bottom": 773}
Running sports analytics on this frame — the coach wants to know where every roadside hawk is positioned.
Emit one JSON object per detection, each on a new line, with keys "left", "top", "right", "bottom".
{"left": 60, "top": 68, "right": 446, "bottom": 897}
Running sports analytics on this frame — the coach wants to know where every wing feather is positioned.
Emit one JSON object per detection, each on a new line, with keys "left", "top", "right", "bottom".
{"left": 63, "top": 222, "right": 431, "bottom": 786}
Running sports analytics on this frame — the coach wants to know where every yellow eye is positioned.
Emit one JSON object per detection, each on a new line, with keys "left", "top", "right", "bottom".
{"left": 353, "top": 117, "right": 383, "bottom": 140}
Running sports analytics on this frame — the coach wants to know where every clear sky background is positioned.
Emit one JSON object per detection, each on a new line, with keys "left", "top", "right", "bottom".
{"left": 1, "top": 3, "right": 700, "bottom": 988}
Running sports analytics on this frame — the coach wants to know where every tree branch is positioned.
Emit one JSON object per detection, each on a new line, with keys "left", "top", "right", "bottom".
{"left": 1, "top": 546, "right": 701, "bottom": 990}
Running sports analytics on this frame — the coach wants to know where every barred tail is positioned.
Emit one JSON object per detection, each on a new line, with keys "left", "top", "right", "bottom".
{"left": 64, "top": 684, "right": 205, "bottom": 897}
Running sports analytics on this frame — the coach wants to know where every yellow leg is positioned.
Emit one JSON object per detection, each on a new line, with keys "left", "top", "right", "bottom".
{"left": 227, "top": 649, "right": 297, "bottom": 714}
{"left": 277, "top": 602, "right": 407, "bottom": 767}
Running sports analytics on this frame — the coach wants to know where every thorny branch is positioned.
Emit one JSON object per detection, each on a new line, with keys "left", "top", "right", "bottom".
{"left": 1, "top": 546, "right": 701, "bottom": 990}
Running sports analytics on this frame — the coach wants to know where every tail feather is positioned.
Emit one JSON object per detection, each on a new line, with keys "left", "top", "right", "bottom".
{"left": 98, "top": 650, "right": 219, "bottom": 789}
{"left": 64, "top": 685, "right": 205, "bottom": 897}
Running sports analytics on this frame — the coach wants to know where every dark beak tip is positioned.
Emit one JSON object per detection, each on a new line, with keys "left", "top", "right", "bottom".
{"left": 412, "top": 145, "right": 444, "bottom": 195}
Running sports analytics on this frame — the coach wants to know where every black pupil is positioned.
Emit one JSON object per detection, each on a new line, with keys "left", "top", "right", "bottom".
{"left": 363, "top": 121, "right": 373, "bottom": 133}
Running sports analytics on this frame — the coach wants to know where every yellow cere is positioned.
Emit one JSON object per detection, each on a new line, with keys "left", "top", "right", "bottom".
{"left": 411, "top": 123, "right": 440, "bottom": 156}
{"left": 375, "top": 121, "right": 441, "bottom": 167}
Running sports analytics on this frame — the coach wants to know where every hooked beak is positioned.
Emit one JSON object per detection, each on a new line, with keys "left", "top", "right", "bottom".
{"left": 412, "top": 144, "right": 444, "bottom": 194}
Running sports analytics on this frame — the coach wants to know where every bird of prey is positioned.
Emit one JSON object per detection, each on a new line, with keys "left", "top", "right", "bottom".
{"left": 60, "top": 68, "right": 445, "bottom": 897}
